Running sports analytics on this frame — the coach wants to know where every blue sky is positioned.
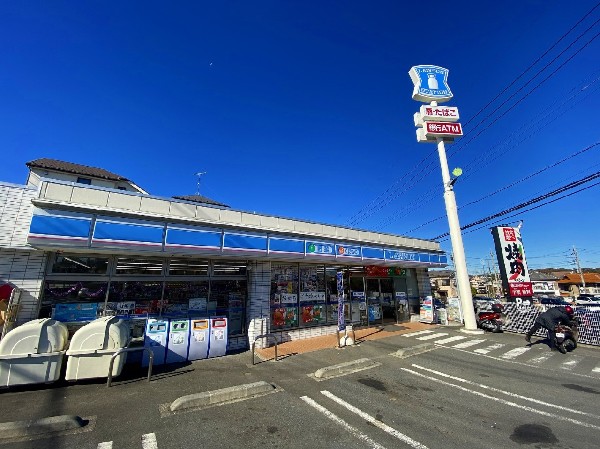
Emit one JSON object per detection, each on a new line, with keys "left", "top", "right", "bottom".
{"left": 1, "top": 1, "right": 599, "bottom": 272}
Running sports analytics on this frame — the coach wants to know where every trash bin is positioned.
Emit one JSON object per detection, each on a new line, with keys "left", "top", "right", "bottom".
{"left": 0, "top": 318, "right": 68, "bottom": 387}
{"left": 65, "top": 316, "right": 131, "bottom": 381}
{"left": 165, "top": 318, "right": 190, "bottom": 364}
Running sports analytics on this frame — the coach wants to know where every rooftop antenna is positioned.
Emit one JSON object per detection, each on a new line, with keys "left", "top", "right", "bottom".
{"left": 195, "top": 171, "right": 207, "bottom": 195}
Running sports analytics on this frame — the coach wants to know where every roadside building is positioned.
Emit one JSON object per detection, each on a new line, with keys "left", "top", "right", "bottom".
{"left": 530, "top": 271, "right": 560, "bottom": 297}
{"left": 0, "top": 158, "right": 447, "bottom": 352}
{"left": 557, "top": 273, "right": 600, "bottom": 297}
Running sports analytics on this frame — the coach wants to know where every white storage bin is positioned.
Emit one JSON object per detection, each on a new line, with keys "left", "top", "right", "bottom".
{"left": 65, "top": 316, "right": 131, "bottom": 381}
{"left": 0, "top": 318, "right": 68, "bottom": 387}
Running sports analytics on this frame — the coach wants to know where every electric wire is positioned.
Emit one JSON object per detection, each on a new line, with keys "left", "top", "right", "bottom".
{"left": 405, "top": 142, "right": 600, "bottom": 233}
{"left": 435, "top": 177, "right": 600, "bottom": 241}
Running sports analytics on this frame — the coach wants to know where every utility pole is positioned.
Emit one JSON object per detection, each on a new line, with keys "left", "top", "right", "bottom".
{"left": 572, "top": 246, "right": 586, "bottom": 294}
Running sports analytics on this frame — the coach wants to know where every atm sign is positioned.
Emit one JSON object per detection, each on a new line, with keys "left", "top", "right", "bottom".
{"left": 425, "top": 122, "right": 463, "bottom": 137}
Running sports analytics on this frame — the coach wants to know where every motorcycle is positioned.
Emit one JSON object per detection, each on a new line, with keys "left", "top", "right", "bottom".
{"left": 474, "top": 302, "right": 505, "bottom": 333}
{"left": 554, "top": 318, "right": 579, "bottom": 354}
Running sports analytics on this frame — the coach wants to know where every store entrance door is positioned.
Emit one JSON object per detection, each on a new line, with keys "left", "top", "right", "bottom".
{"left": 365, "top": 278, "right": 396, "bottom": 325}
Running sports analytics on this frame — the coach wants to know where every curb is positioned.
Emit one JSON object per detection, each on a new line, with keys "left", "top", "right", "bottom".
{"left": 392, "top": 343, "right": 435, "bottom": 358}
{"left": 314, "top": 358, "right": 378, "bottom": 379}
{"left": 170, "top": 381, "right": 276, "bottom": 412}
{"left": 0, "top": 415, "right": 86, "bottom": 439}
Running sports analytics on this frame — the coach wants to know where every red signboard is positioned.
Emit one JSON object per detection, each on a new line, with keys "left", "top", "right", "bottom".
{"left": 425, "top": 122, "right": 463, "bottom": 136}
{"left": 508, "top": 282, "right": 533, "bottom": 297}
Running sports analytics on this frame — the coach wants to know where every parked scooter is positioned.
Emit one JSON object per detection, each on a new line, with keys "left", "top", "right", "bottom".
{"left": 554, "top": 318, "right": 579, "bottom": 354}
{"left": 474, "top": 302, "right": 505, "bottom": 333}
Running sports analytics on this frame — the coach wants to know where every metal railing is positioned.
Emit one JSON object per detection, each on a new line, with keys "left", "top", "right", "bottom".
{"left": 107, "top": 347, "right": 154, "bottom": 387}
{"left": 251, "top": 333, "right": 278, "bottom": 365}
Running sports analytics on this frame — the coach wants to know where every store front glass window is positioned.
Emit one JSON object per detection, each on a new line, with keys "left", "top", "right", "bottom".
{"left": 163, "top": 281, "right": 209, "bottom": 317}
{"left": 212, "top": 260, "right": 247, "bottom": 276}
{"left": 299, "top": 265, "right": 326, "bottom": 327}
{"left": 168, "top": 259, "right": 209, "bottom": 276}
{"left": 50, "top": 254, "right": 109, "bottom": 274}
{"left": 40, "top": 281, "right": 108, "bottom": 321}
{"left": 115, "top": 257, "right": 165, "bottom": 276}
{"left": 271, "top": 263, "right": 299, "bottom": 329}
{"left": 210, "top": 280, "right": 246, "bottom": 335}
{"left": 107, "top": 281, "right": 164, "bottom": 316}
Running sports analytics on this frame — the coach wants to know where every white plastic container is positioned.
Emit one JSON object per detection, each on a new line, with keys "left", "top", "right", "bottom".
{"left": 0, "top": 318, "right": 68, "bottom": 387}
{"left": 65, "top": 316, "right": 131, "bottom": 381}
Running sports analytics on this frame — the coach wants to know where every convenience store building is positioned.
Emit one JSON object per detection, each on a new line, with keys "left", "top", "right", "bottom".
{"left": 0, "top": 159, "right": 446, "bottom": 351}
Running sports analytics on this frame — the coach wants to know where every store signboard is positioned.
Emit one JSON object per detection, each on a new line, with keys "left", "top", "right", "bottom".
{"left": 385, "top": 250, "right": 417, "bottom": 261}
{"left": 306, "top": 242, "right": 335, "bottom": 256}
{"left": 409, "top": 65, "right": 453, "bottom": 103}
{"left": 492, "top": 226, "right": 533, "bottom": 299}
{"left": 424, "top": 122, "right": 463, "bottom": 137}
{"left": 336, "top": 244, "right": 361, "bottom": 258}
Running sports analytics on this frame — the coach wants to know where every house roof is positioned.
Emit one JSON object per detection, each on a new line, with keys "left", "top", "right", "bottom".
{"left": 172, "top": 194, "right": 229, "bottom": 208}
{"left": 26, "top": 158, "right": 132, "bottom": 182}
{"left": 557, "top": 273, "right": 600, "bottom": 285}
{"left": 529, "top": 271, "right": 559, "bottom": 281}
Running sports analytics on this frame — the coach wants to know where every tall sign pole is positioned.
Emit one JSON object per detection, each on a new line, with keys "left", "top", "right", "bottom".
{"left": 409, "top": 65, "right": 478, "bottom": 332}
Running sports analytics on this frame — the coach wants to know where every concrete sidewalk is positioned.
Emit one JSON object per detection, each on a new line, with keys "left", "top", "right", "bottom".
{"left": 255, "top": 321, "right": 440, "bottom": 359}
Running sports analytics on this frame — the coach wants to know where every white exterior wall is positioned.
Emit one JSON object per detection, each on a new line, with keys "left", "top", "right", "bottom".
{"left": 0, "top": 182, "right": 47, "bottom": 323}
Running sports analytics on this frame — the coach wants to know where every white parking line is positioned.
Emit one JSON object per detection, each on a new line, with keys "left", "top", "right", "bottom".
{"left": 500, "top": 347, "right": 530, "bottom": 360}
{"left": 402, "top": 367, "right": 600, "bottom": 430}
{"left": 97, "top": 443, "right": 113, "bottom": 449}
{"left": 417, "top": 333, "right": 448, "bottom": 341}
{"left": 527, "top": 352, "right": 554, "bottom": 365}
{"left": 142, "top": 433, "right": 158, "bottom": 449}
{"left": 402, "top": 330, "right": 434, "bottom": 337}
{"left": 434, "top": 336, "right": 466, "bottom": 345}
{"left": 560, "top": 357, "right": 583, "bottom": 371}
{"left": 321, "top": 391, "right": 429, "bottom": 449}
{"left": 410, "top": 364, "right": 600, "bottom": 419}
{"left": 593, "top": 365, "right": 600, "bottom": 374}
{"left": 474, "top": 343, "right": 505, "bottom": 354}
{"left": 300, "top": 396, "right": 387, "bottom": 449}
{"left": 452, "top": 339, "right": 486, "bottom": 349}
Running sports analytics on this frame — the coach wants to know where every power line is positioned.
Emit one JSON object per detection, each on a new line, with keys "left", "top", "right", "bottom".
{"left": 433, "top": 171, "right": 600, "bottom": 240}
{"left": 405, "top": 142, "right": 600, "bottom": 233}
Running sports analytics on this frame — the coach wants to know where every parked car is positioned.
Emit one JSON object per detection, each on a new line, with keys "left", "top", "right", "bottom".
{"left": 539, "top": 297, "right": 571, "bottom": 305}
{"left": 576, "top": 296, "right": 600, "bottom": 306}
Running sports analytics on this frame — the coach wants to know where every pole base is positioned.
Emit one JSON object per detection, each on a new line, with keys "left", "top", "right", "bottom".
{"left": 460, "top": 328, "right": 485, "bottom": 335}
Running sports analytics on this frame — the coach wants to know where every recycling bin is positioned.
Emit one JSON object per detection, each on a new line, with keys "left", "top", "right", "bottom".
{"left": 165, "top": 318, "right": 190, "bottom": 364}
{"left": 187, "top": 318, "right": 209, "bottom": 361}
{"left": 142, "top": 318, "right": 169, "bottom": 367}
{"left": 65, "top": 316, "right": 131, "bottom": 381}
{"left": 207, "top": 317, "right": 228, "bottom": 358}
{"left": 0, "top": 318, "right": 68, "bottom": 387}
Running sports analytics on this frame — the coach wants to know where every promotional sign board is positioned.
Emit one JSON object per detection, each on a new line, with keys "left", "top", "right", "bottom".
{"left": 424, "top": 122, "right": 463, "bottom": 137}
{"left": 409, "top": 65, "right": 453, "bottom": 103}
{"left": 414, "top": 105, "right": 459, "bottom": 126}
{"left": 491, "top": 226, "right": 533, "bottom": 300}
{"left": 336, "top": 271, "right": 345, "bottom": 331}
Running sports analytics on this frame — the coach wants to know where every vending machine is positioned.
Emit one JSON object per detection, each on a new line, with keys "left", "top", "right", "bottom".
{"left": 142, "top": 318, "right": 169, "bottom": 367}
{"left": 207, "top": 317, "right": 228, "bottom": 358}
{"left": 187, "top": 318, "right": 210, "bottom": 361}
{"left": 165, "top": 318, "right": 190, "bottom": 364}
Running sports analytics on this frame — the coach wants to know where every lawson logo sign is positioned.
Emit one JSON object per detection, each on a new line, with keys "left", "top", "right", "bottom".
{"left": 336, "top": 245, "right": 361, "bottom": 258}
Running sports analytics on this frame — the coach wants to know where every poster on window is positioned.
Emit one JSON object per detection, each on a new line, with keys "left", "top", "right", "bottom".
{"left": 299, "top": 291, "right": 326, "bottom": 303}
{"left": 280, "top": 293, "right": 298, "bottom": 305}
{"left": 53, "top": 302, "right": 99, "bottom": 322}
{"left": 492, "top": 226, "right": 533, "bottom": 299}
{"left": 272, "top": 307, "right": 298, "bottom": 327}
{"left": 189, "top": 298, "right": 208, "bottom": 313}
{"left": 301, "top": 305, "right": 324, "bottom": 324}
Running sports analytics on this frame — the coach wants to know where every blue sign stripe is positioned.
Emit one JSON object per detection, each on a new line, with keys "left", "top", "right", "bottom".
{"left": 439, "top": 255, "right": 448, "bottom": 264}
{"left": 269, "top": 238, "right": 304, "bottom": 253}
{"left": 224, "top": 233, "right": 267, "bottom": 251}
{"left": 166, "top": 228, "right": 222, "bottom": 248}
{"left": 363, "top": 247, "right": 384, "bottom": 260}
{"left": 30, "top": 215, "right": 91, "bottom": 238}
{"left": 94, "top": 221, "right": 163, "bottom": 243}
